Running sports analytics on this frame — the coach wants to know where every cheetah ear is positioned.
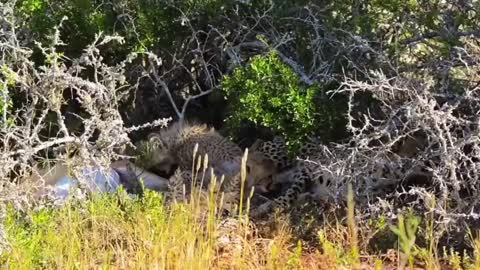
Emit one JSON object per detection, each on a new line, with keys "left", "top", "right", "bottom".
{"left": 147, "top": 132, "right": 158, "bottom": 140}
{"left": 248, "top": 152, "right": 277, "bottom": 172}
{"left": 261, "top": 157, "right": 276, "bottom": 171}
{"left": 245, "top": 164, "right": 251, "bottom": 174}
{"left": 249, "top": 139, "right": 264, "bottom": 152}
{"left": 272, "top": 136, "right": 285, "bottom": 144}
{"left": 147, "top": 133, "right": 163, "bottom": 147}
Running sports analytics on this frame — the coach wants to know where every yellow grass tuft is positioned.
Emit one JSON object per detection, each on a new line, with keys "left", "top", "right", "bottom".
{"left": 3, "top": 149, "right": 480, "bottom": 269}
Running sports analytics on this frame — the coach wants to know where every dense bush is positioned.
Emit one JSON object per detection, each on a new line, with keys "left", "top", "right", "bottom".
{"left": 3, "top": 0, "right": 480, "bottom": 266}
{"left": 0, "top": 66, "right": 14, "bottom": 126}
{"left": 13, "top": 0, "right": 234, "bottom": 61}
{"left": 12, "top": 0, "right": 480, "bottom": 144}
{"left": 222, "top": 51, "right": 347, "bottom": 152}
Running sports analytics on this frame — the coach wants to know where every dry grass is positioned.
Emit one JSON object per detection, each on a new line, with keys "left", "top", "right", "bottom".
{"left": 2, "top": 155, "right": 480, "bottom": 270}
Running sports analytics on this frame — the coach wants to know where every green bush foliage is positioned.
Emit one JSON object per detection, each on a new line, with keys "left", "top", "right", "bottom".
{"left": 222, "top": 51, "right": 347, "bottom": 152}
{"left": 9, "top": 0, "right": 480, "bottom": 144}
{"left": 13, "top": 0, "right": 235, "bottom": 60}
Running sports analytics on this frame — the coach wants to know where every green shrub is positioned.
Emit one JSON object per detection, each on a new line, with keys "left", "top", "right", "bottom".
{"left": 222, "top": 51, "right": 347, "bottom": 153}
{"left": 13, "top": 0, "right": 235, "bottom": 61}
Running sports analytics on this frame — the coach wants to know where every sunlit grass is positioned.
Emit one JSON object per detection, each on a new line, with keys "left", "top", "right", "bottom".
{"left": 3, "top": 152, "right": 480, "bottom": 269}
{"left": 0, "top": 151, "right": 305, "bottom": 269}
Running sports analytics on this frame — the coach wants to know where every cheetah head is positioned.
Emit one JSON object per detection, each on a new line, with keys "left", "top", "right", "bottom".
{"left": 248, "top": 137, "right": 292, "bottom": 170}
{"left": 134, "top": 133, "right": 177, "bottom": 177}
{"left": 244, "top": 150, "right": 279, "bottom": 193}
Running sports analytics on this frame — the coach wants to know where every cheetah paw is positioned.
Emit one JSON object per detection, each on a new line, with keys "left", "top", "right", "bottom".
{"left": 250, "top": 201, "right": 275, "bottom": 218}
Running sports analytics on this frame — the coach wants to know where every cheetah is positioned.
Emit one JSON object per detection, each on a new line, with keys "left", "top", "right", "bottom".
{"left": 166, "top": 168, "right": 195, "bottom": 203}
{"left": 249, "top": 137, "right": 293, "bottom": 170}
{"left": 166, "top": 165, "right": 269, "bottom": 214}
{"left": 138, "top": 121, "right": 279, "bottom": 201}
{"left": 249, "top": 136, "right": 321, "bottom": 170}
{"left": 249, "top": 136, "right": 432, "bottom": 217}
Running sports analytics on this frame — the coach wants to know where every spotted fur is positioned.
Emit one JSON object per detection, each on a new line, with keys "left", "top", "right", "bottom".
{"left": 140, "top": 121, "right": 279, "bottom": 205}
{"left": 249, "top": 137, "right": 293, "bottom": 170}
{"left": 250, "top": 136, "right": 432, "bottom": 217}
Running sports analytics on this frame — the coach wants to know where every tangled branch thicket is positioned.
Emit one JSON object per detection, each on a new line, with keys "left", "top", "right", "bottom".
{"left": 0, "top": 4, "right": 171, "bottom": 208}
{"left": 315, "top": 37, "right": 480, "bottom": 239}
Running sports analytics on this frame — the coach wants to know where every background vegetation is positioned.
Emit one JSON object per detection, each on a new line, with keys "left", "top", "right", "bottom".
{"left": 1, "top": 0, "right": 480, "bottom": 268}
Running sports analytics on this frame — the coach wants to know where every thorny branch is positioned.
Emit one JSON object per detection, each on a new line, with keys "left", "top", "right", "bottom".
{"left": 1, "top": 0, "right": 480, "bottom": 253}
{"left": 0, "top": 3, "right": 170, "bottom": 206}
{"left": 310, "top": 37, "right": 480, "bottom": 236}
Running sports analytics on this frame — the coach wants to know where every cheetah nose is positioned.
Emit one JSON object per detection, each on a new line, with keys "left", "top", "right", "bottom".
{"left": 267, "top": 182, "right": 282, "bottom": 193}
{"left": 150, "top": 167, "right": 172, "bottom": 178}
{"left": 254, "top": 185, "right": 269, "bottom": 194}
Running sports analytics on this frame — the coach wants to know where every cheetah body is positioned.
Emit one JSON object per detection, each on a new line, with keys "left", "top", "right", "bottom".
{"left": 141, "top": 121, "right": 278, "bottom": 203}
{"left": 250, "top": 136, "right": 430, "bottom": 216}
